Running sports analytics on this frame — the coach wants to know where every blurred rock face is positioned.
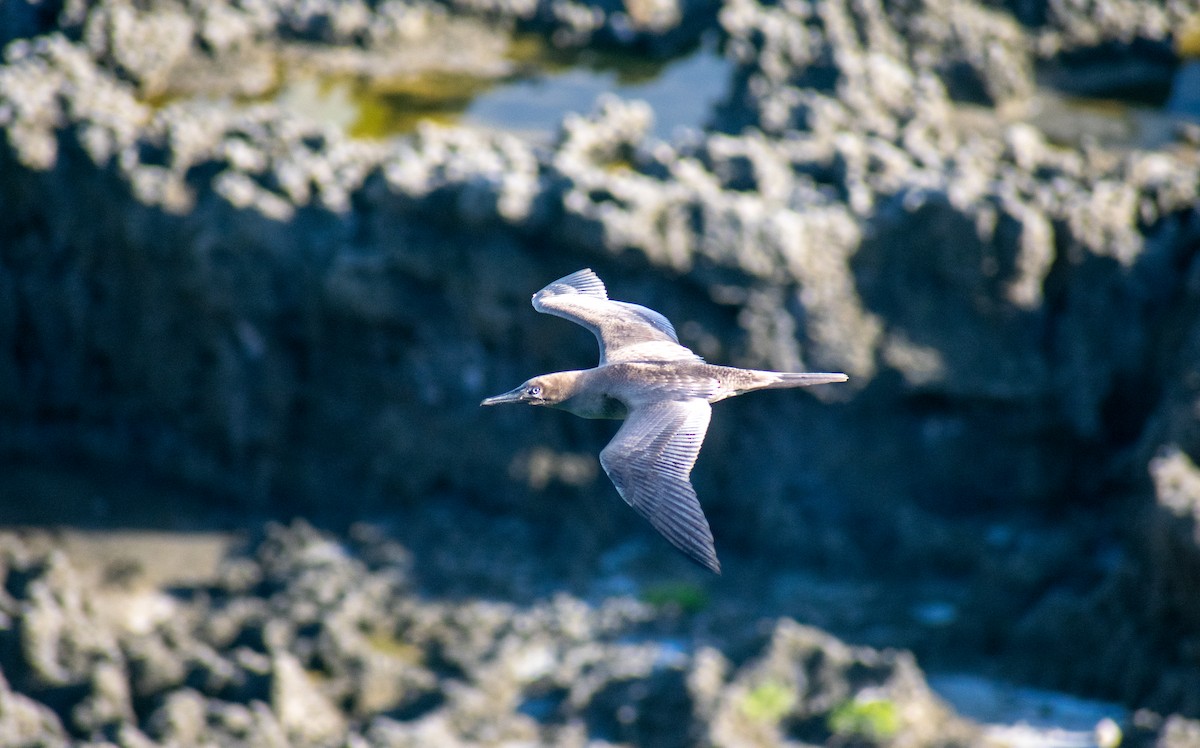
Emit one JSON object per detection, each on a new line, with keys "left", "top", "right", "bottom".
{"left": 0, "top": 524, "right": 982, "bottom": 745}
{"left": 1, "top": 0, "right": 1199, "bottom": 724}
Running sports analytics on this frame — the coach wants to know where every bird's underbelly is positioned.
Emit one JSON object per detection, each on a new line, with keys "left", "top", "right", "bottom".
{"left": 560, "top": 392, "right": 629, "bottom": 419}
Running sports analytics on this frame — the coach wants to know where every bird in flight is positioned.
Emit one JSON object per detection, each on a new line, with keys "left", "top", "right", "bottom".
{"left": 481, "top": 269, "right": 847, "bottom": 574}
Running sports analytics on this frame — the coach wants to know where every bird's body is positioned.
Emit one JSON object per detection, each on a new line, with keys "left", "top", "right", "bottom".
{"left": 531, "top": 361, "right": 835, "bottom": 418}
{"left": 482, "top": 269, "right": 848, "bottom": 574}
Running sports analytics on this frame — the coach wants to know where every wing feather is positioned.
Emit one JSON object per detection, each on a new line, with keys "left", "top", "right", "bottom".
{"left": 532, "top": 269, "right": 700, "bottom": 365}
{"left": 598, "top": 399, "right": 719, "bottom": 573}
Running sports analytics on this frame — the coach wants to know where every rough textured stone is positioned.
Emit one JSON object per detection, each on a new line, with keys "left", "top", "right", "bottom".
{"left": 2, "top": 0, "right": 1199, "bottom": 734}
{"left": 0, "top": 526, "right": 989, "bottom": 746}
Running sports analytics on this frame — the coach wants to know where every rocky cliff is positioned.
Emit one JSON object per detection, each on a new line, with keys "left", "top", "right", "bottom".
{"left": 2, "top": 0, "right": 1200, "bottom": 741}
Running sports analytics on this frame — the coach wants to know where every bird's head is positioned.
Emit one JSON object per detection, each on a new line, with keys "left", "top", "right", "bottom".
{"left": 480, "top": 373, "right": 573, "bottom": 407}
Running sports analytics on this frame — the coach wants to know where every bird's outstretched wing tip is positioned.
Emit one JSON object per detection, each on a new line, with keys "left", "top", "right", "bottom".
{"left": 538, "top": 269, "right": 607, "bottom": 299}
{"left": 653, "top": 517, "right": 722, "bottom": 576}
{"left": 682, "top": 530, "right": 722, "bottom": 575}
{"left": 698, "top": 551, "right": 722, "bottom": 575}
{"left": 647, "top": 519, "right": 722, "bottom": 575}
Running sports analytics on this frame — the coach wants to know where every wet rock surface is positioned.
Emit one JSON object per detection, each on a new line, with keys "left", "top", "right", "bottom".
{"left": 2, "top": 0, "right": 1200, "bottom": 742}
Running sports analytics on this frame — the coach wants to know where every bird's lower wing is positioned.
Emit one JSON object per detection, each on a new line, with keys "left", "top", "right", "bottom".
{"left": 598, "top": 399, "right": 719, "bottom": 574}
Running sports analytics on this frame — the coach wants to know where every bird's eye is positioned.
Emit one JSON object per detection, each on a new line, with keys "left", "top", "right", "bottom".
{"left": 527, "top": 385, "right": 542, "bottom": 398}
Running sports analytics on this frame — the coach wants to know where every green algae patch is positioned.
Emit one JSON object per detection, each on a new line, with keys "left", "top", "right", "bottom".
{"left": 641, "top": 581, "right": 709, "bottom": 614}
{"left": 505, "top": 31, "right": 678, "bottom": 86}
{"left": 346, "top": 70, "right": 499, "bottom": 137}
{"left": 740, "top": 681, "right": 798, "bottom": 723}
{"left": 1177, "top": 14, "right": 1200, "bottom": 58}
{"left": 364, "top": 631, "right": 424, "bottom": 664}
{"left": 827, "top": 696, "right": 901, "bottom": 741}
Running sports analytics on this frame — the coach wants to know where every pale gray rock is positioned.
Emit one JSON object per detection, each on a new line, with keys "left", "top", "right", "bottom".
{"left": 1157, "top": 714, "right": 1200, "bottom": 748}
{"left": 270, "top": 650, "right": 346, "bottom": 744}
{"left": 0, "top": 670, "right": 68, "bottom": 746}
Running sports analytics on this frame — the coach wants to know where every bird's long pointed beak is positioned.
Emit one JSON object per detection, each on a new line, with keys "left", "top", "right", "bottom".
{"left": 480, "top": 386, "right": 526, "bottom": 406}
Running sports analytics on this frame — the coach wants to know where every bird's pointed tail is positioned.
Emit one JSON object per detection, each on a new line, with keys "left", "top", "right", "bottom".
{"left": 762, "top": 371, "right": 848, "bottom": 388}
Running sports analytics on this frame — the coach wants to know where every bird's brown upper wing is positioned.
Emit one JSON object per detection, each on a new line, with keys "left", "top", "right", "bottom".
{"left": 532, "top": 269, "right": 701, "bottom": 365}
{"left": 598, "top": 398, "right": 719, "bottom": 574}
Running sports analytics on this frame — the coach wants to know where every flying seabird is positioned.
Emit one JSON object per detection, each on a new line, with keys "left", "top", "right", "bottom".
{"left": 481, "top": 269, "right": 848, "bottom": 574}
